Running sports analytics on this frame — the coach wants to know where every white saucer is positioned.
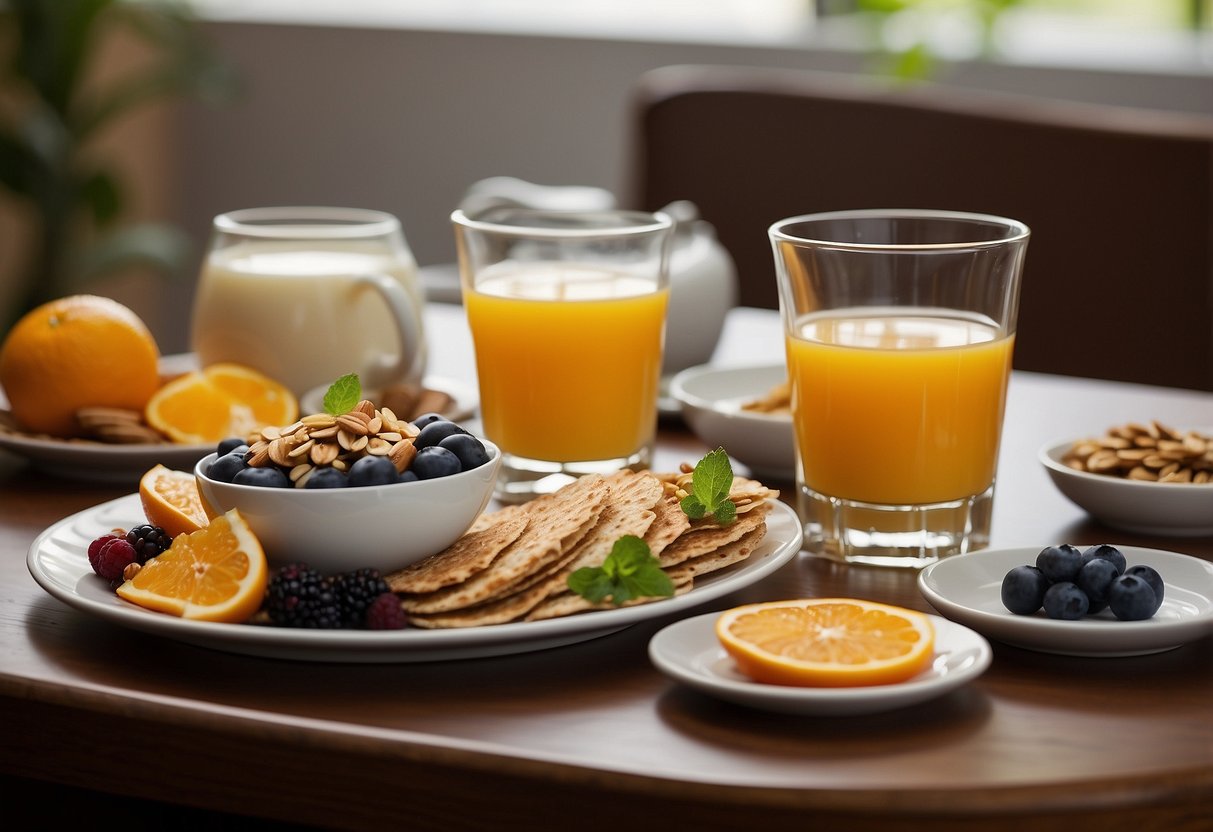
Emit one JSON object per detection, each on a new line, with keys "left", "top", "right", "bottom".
{"left": 918, "top": 546, "right": 1213, "bottom": 657}
{"left": 648, "top": 611, "right": 991, "bottom": 715}
{"left": 300, "top": 374, "right": 477, "bottom": 424}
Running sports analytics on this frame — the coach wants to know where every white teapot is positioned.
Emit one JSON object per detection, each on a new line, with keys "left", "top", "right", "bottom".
{"left": 456, "top": 179, "right": 737, "bottom": 375}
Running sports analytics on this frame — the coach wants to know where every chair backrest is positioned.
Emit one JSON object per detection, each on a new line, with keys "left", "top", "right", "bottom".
{"left": 630, "top": 65, "right": 1213, "bottom": 391}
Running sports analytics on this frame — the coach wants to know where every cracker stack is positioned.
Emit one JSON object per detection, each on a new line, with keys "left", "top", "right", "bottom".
{"left": 385, "top": 469, "right": 779, "bottom": 627}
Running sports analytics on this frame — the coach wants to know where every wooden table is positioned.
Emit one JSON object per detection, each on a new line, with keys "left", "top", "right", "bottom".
{"left": 2, "top": 305, "right": 1211, "bottom": 831}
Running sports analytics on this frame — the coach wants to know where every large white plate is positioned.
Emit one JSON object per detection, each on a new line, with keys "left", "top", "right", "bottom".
{"left": 649, "top": 612, "right": 991, "bottom": 716}
{"left": 26, "top": 495, "right": 803, "bottom": 663}
{"left": 918, "top": 546, "right": 1213, "bottom": 657}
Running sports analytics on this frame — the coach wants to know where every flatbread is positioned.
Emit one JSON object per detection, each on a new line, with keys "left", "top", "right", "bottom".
{"left": 665, "top": 523, "right": 767, "bottom": 584}
{"left": 399, "top": 474, "right": 609, "bottom": 613}
{"left": 659, "top": 505, "right": 769, "bottom": 567}
{"left": 385, "top": 513, "right": 528, "bottom": 593}
{"left": 642, "top": 492, "right": 691, "bottom": 560}
{"left": 523, "top": 574, "right": 694, "bottom": 622}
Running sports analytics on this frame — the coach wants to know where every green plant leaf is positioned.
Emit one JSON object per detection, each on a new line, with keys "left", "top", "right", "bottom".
{"left": 680, "top": 448, "right": 737, "bottom": 525}
{"left": 71, "top": 222, "right": 192, "bottom": 284}
{"left": 567, "top": 536, "right": 674, "bottom": 606}
{"left": 323, "top": 374, "right": 361, "bottom": 415}
{"left": 79, "top": 170, "right": 121, "bottom": 226}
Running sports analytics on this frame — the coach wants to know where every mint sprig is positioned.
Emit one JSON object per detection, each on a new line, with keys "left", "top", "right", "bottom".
{"left": 567, "top": 536, "right": 675, "bottom": 606}
{"left": 322, "top": 373, "right": 361, "bottom": 415}
{"left": 680, "top": 447, "right": 737, "bottom": 525}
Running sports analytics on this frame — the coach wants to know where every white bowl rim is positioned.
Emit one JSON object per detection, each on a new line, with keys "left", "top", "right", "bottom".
{"left": 669, "top": 363, "right": 791, "bottom": 423}
{"left": 1037, "top": 435, "right": 1213, "bottom": 492}
{"left": 194, "top": 437, "right": 500, "bottom": 494}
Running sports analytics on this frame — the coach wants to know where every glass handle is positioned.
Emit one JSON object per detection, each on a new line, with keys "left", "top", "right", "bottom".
{"left": 353, "top": 272, "right": 423, "bottom": 388}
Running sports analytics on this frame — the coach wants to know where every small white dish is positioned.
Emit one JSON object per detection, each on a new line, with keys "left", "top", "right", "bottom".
{"left": 1039, "top": 437, "right": 1213, "bottom": 536}
{"left": 0, "top": 429, "right": 211, "bottom": 483}
{"left": 194, "top": 441, "right": 500, "bottom": 574}
{"left": 26, "top": 495, "right": 804, "bottom": 662}
{"left": 300, "top": 374, "right": 477, "bottom": 424}
{"left": 918, "top": 546, "right": 1213, "bottom": 657}
{"left": 669, "top": 364, "right": 795, "bottom": 480}
{"left": 649, "top": 611, "right": 991, "bottom": 716}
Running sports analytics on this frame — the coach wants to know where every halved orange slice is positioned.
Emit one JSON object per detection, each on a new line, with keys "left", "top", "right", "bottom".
{"left": 144, "top": 363, "right": 297, "bottom": 445}
{"left": 715, "top": 598, "right": 935, "bottom": 688}
{"left": 139, "top": 464, "right": 209, "bottom": 539}
{"left": 116, "top": 508, "right": 267, "bottom": 623}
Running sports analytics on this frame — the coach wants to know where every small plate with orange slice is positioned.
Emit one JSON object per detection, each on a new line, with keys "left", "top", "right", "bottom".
{"left": 649, "top": 600, "right": 992, "bottom": 716}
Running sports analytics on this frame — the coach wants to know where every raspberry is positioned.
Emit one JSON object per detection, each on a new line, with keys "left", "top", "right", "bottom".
{"left": 87, "top": 534, "right": 122, "bottom": 572}
{"left": 331, "top": 568, "right": 391, "bottom": 628}
{"left": 365, "top": 592, "right": 408, "bottom": 630}
{"left": 94, "top": 538, "right": 137, "bottom": 582}
{"left": 263, "top": 563, "right": 342, "bottom": 629}
{"left": 125, "top": 524, "right": 172, "bottom": 564}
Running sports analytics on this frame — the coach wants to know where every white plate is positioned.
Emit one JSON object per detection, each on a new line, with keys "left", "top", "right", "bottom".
{"left": 0, "top": 353, "right": 212, "bottom": 483}
{"left": 668, "top": 364, "right": 795, "bottom": 481}
{"left": 26, "top": 495, "right": 803, "bottom": 663}
{"left": 649, "top": 612, "right": 991, "bottom": 716}
{"left": 0, "top": 428, "right": 212, "bottom": 484}
{"left": 300, "top": 374, "right": 478, "bottom": 424}
{"left": 918, "top": 546, "right": 1213, "bottom": 657}
{"left": 1039, "top": 437, "right": 1213, "bottom": 536}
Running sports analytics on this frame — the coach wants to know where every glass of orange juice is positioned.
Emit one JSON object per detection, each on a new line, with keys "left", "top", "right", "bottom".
{"left": 452, "top": 207, "right": 674, "bottom": 502}
{"left": 769, "top": 209, "right": 1029, "bottom": 568}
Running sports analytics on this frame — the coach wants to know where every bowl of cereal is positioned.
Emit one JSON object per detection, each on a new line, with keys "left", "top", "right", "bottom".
{"left": 670, "top": 363, "right": 795, "bottom": 481}
{"left": 194, "top": 406, "right": 500, "bottom": 574}
{"left": 1039, "top": 422, "right": 1213, "bottom": 537}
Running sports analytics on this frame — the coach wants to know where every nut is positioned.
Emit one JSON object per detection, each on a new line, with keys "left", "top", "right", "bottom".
{"left": 1062, "top": 421, "right": 1213, "bottom": 485}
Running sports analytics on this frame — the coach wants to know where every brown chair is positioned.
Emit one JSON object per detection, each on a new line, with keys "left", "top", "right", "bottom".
{"left": 629, "top": 64, "right": 1213, "bottom": 391}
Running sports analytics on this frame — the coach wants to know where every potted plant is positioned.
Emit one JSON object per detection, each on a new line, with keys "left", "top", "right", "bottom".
{"left": 0, "top": 0, "right": 235, "bottom": 330}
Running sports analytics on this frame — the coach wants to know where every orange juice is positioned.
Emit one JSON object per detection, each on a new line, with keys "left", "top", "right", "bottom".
{"left": 464, "top": 265, "right": 667, "bottom": 462}
{"left": 786, "top": 311, "right": 1013, "bottom": 505}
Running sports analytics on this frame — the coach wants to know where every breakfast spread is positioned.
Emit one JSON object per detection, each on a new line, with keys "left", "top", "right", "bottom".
{"left": 1061, "top": 421, "right": 1213, "bottom": 484}
{"left": 1001, "top": 544, "right": 1164, "bottom": 621}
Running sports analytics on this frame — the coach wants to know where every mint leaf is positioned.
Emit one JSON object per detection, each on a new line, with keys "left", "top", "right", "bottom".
{"left": 322, "top": 373, "right": 361, "bottom": 415}
{"left": 567, "top": 535, "right": 674, "bottom": 606}
{"left": 680, "top": 448, "right": 737, "bottom": 525}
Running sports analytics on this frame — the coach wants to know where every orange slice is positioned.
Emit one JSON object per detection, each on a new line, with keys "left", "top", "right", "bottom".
{"left": 116, "top": 508, "right": 267, "bottom": 623}
{"left": 715, "top": 598, "right": 935, "bottom": 688}
{"left": 144, "top": 363, "right": 297, "bottom": 445}
{"left": 139, "top": 464, "right": 209, "bottom": 539}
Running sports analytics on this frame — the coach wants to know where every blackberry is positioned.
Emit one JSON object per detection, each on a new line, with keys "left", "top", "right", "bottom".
{"left": 331, "top": 568, "right": 392, "bottom": 628}
{"left": 365, "top": 592, "right": 408, "bottom": 630}
{"left": 263, "top": 563, "right": 342, "bottom": 629}
{"left": 125, "top": 524, "right": 171, "bottom": 565}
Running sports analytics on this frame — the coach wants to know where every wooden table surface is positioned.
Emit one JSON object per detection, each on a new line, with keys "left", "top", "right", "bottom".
{"left": 2, "top": 305, "right": 1211, "bottom": 831}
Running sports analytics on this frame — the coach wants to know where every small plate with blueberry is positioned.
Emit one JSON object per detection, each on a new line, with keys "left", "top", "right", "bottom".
{"left": 918, "top": 545, "right": 1213, "bottom": 657}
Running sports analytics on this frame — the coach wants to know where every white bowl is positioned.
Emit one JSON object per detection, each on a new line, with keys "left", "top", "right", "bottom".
{"left": 1039, "top": 438, "right": 1213, "bottom": 536}
{"left": 669, "top": 364, "right": 795, "bottom": 480}
{"left": 193, "top": 440, "right": 499, "bottom": 575}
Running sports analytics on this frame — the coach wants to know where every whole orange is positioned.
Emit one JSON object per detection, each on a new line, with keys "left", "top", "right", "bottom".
{"left": 0, "top": 295, "right": 161, "bottom": 437}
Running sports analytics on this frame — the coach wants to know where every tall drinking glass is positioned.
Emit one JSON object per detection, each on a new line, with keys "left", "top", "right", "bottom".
{"left": 770, "top": 209, "right": 1029, "bottom": 568}
{"left": 452, "top": 207, "right": 674, "bottom": 502}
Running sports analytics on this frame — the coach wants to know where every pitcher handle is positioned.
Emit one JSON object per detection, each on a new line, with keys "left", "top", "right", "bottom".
{"left": 352, "top": 272, "right": 424, "bottom": 388}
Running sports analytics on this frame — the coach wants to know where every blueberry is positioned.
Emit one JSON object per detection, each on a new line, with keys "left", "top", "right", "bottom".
{"left": 1124, "top": 564, "right": 1164, "bottom": 605}
{"left": 1108, "top": 574, "right": 1161, "bottom": 620}
{"left": 305, "top": 467, "right": 348, "bottom": 489}
{"left": 347, "top": 455, "right": 399, "bottom": 487}
{"left": 1081, "top": 544, "right": 1127, "bottom": 575}
{"left": 207, "top": 452, "right": 248, "bottom": 483}
{"left": 1076, "top": 557, "right": 1120, "bottom": 614}
{"left": 412, "top": 412, "right": 449, "bottom": 431}
{"left": 414, "top": 419, "right": 470, "bottom": 450}
{"left": 438, "top": 433, "right": 490, "bottom": 471}
{"left": 1001, "top": 565, "right": 1050, "bottom": 615}
{"left": 398, "top": 470, "right": 419, "bottom": 483}
{"left": 1042, "top": 582, "right": 1090, "bottom": 620}
{"left": 233, "top": 466, "right": 291, "bottom": 488}
{"left": 1036, "top": 544, "right": 1083, "bottom": 583}
{"left": 217, "top": 436, "right": 247, "bottom": 457}
{"left": 411, "top": 446, "right": 462, "bottom": 479}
